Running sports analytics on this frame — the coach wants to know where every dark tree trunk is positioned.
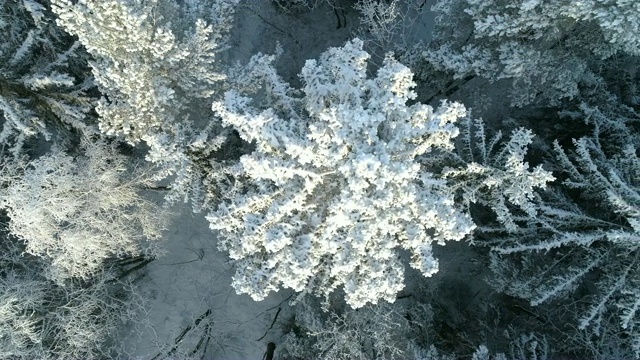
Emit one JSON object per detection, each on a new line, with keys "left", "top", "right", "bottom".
{"left": 263, "top": 342, "right": 276, "bottom": 360}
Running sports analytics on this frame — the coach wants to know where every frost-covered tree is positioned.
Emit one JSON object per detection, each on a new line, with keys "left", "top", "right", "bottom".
{"left": 282, "top": 296, "right": 551, "bottom": 360}
{"left": 209, "top": 39, "right": 475, "bottom": 308}
{"left": 442, "top": 116, "right": 555, "bottom": 232}
{"left": 486, "top": 132, "right": 640, "bottom": 356}
{"left": 0, "top": 139, "right": 167, "bottom": 282}
{"left": 0, "top": 218, "right": 146, "bottom": 360}
{"left": 420, "top": 0, "right": 640, "bottom": 107}
{"left": 0, "top": 0, "right": 95, "bottom": 155}
{"left": 51, "top": 0, "right": 239, "bottom": 210}
{"left": 282, "top": 299, "right": 413, "bottom": 359}
{"left": 51, "top": 0, "right": 235, "bottom": 142}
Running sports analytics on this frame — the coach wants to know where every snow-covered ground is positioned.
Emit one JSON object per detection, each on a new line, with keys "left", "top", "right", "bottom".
{"left": 119, "top": 201, "right": 295, "bottom": 359}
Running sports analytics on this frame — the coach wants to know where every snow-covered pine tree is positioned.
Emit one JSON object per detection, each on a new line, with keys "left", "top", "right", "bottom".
{"left": 0, "top": 238, "right": 143, "bottom": 359}
{"left": 51, "top": 0, "right": 239, "bottom": 211}
{"left": 486, "top": 130, "right": 640, "bottom": 356}
{"left": 0, "top": 0, "right": 95, "bottom": 155}
{"left": 0, "top": 139, "right": 167, "bottom": 282}
{"left": 442, "top": 116, "right": 555, "bottom": 233}
{"left": 421, "top": 0, "right": 640, "bottom": 107}
{"left": 209, "top": 39, "right": 476, "bottom": 308}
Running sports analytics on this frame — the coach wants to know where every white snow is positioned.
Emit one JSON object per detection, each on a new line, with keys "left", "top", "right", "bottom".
{"left": 120, "top": 202, "right": 295, "bottom": 359}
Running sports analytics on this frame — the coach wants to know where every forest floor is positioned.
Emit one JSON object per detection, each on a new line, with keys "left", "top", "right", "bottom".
{"left": 119, "top": 201, "right": 296, "bottom": 359}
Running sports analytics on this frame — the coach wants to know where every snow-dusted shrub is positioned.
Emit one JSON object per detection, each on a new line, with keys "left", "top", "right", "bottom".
{"left": 281, "top": 296, "right": 550, "bottom": 360}
{"left": 272, "top": 0, "right": 323, "bottom": 11}
{"left": 354, "top": 0, "right": 429, "bottom": 59}
{"left": 282, "top": 299, "right": 413, "bottom": 359}
{"left": 355, "top": 0, "right": 402, "bottom": 45}
{"left": 209, "top": 39, "right": 475, "bottom": 308}
{"left": 0, "top": 140, "right": 167, "bottom": 282}
{"left": 412, "top": 337, "right": 549, "bottom": 360}
{"left": 487, "top": 134, "right": 640, "bottom": 356}
{"left": 0, "top": 0, "right": 95, "bottom": 155}
{"left": 51, "top": 0, "right": 239, "bottom": 210}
